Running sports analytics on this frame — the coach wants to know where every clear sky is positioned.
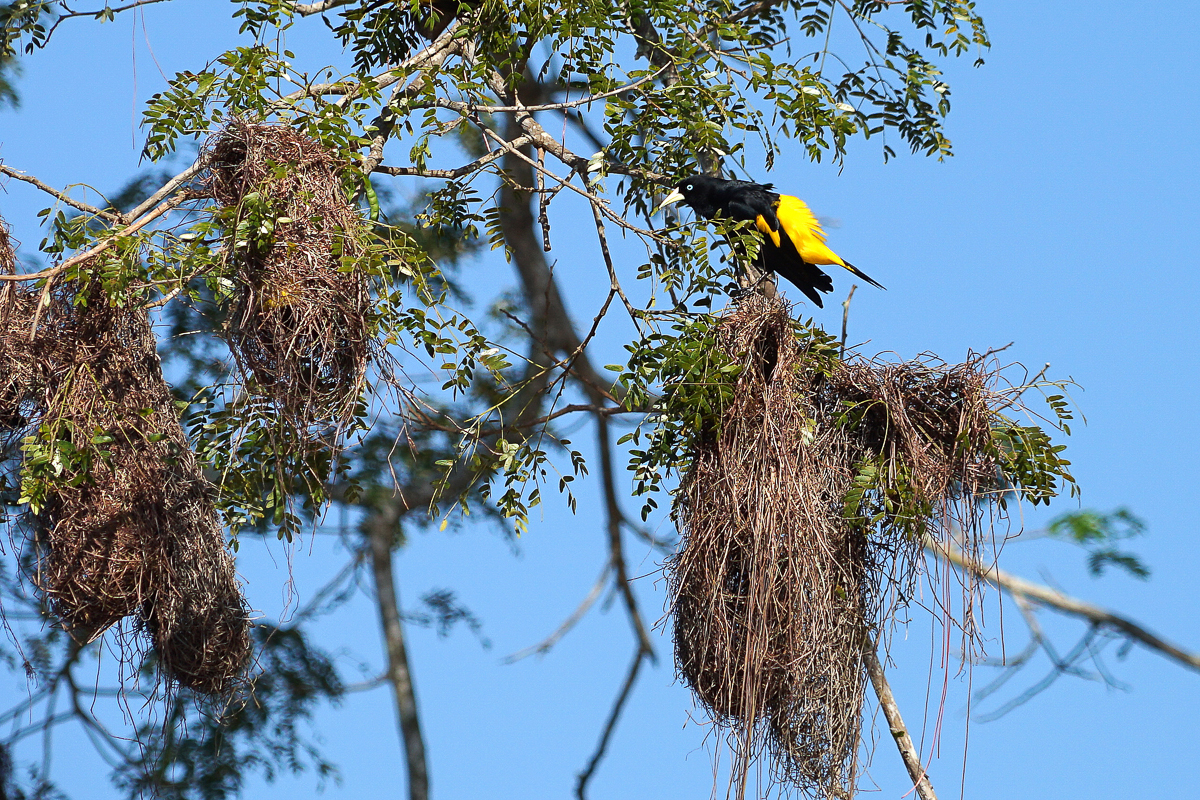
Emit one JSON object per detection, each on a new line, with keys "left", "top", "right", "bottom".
{"left": 1, "top": 2, "right": 1197, "bottom": 799}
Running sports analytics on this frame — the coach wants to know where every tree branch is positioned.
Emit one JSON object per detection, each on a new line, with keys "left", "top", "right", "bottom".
{"left": 597, "top": 414, "right": 656, "bottom": 661}
{"left": 287, "top": 0, "right": 357, "bottom": 13}
{"left": 126, "top": 156, "right": 207, "bottom": 220}
{"left": 504, "top": 564, "right": 611, "bottom": 663}
{"left": 575, "top": 645, "right": 649, "bottom": 800}
{"left": 863, "top": 635, "right": 938, "bottom": 800}
{"left": 0, "top": 165, "right": 126, "bottom": 224}
{"left": 375, "top": 135, "right": 533, "bottom": 179}
{"left": 929, "top": 538, "right": 1200, "bottom": 674}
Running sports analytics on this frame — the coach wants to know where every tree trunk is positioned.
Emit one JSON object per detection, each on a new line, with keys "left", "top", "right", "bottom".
{"left": 369, "top": 521, "right": 430, "bottom": 800}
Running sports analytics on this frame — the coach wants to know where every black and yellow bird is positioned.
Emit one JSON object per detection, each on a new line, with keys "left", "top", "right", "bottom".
{"left": 656, "top": 175, "right": 884, "bottom": 307}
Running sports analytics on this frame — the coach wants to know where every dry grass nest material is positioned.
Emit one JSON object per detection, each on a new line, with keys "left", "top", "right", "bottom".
{"left": 201, "top": 119, "right": 374, "bottom": 432}
{"left": 0, "top": 274, "right": 250, "bottom": 695}
{"left": 668, "top": 294, "right": 1014, "bottom": 798}
{"left": 0, "top": 217, "right": 13, "bottom": 271}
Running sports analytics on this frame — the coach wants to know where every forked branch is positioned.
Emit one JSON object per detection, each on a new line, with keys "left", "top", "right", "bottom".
{"left": 928, "top": 538, "right": 1200, "bottom": 674}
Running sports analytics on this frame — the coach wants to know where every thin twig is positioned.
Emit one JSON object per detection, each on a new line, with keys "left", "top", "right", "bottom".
{"left": 587, "top": 198, "right": 641, "bottom": 323}
{"left": 375, "top": 135, "right": 533, "bottom": 179}
{"left": 0, "top": 165, "right": 126, "bottom": 224}
{"left": 32, "top": 0, "right": 172, "bottom": 46}
{"left": 536, "top": 147, "right": 552, "bottom": 251}
{"left": 575, "top": 645, "right": 649, "bottom": 800}
{"left": 993, "top": 361, "right": 1052, "bottom": 413}
{"left": 477, "top": 122, "right": 664, "bottom": 240}
{"left": 840, "top": 283, "right": 857, "bottom": 355}
{"left": 426, "top": 67, "right": 667, "bottom": 115}
{"left": 503, "top": 564, "right": 611, "bottom": 663}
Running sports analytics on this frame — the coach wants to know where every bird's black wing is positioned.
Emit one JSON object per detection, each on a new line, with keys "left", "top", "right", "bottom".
{"left": 720, "top": 182, "right": 781, "bottom": 226}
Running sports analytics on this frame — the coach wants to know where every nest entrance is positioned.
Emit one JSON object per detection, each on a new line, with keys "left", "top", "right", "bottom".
{"left": 668, "top": 295, "right": 1037, "bottom": 797}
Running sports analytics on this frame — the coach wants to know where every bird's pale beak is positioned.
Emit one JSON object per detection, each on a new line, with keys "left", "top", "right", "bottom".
{"left": 655, "top": 189, "right": 685, "bottom": 214}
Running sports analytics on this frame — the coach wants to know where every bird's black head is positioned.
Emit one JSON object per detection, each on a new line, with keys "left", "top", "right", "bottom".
{"left": 657, "top": 175, "right": 727, "bottom": 218}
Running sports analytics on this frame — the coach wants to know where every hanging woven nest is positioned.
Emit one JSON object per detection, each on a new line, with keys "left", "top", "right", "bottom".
{"left": 667, "top": 294, "right": 1054, "bottom": 798}
{"left": 0, "top": 272, "right": 250, "bottom": 694}
{"left": 200, "top": 119, "right": 375, "bottom": 434}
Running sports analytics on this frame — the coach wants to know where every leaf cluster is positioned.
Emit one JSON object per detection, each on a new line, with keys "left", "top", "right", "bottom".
{"left": 1048, "top": 507, "right": 1149, "bottom": 580}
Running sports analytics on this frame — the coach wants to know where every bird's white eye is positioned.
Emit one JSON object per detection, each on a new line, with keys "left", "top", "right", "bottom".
{"left": 685, "top": 183, "right": 694, "bottom": 191}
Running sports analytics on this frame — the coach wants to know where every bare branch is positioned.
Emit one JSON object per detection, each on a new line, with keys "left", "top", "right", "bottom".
{"left": 417, "top": 404, "right": 638, "bottom": 442}
{"left": 278, "top": 23, "right": 464, "bottom": 111}
{"left": 374, "top": 134, "right": 533, "bottom": 179}
{"left": 287, "top": 0, "right": 357, "bottom": 13}
{"left": 361, "top": 34, "right": 466, "bottom": 174}
{"left": 126, "top": 156, "right": 207, "bottom": 220}
{"left": 32, "top": 0, "right": 174, "bottom": 46}
{"left": 930, "top": 538, "right": 1200, "bottom": 674}
{"left": 863, "top": 635, "right": 938, "bottom": 800}
{"left": 587, "top": 197, "right": 641, "bottom": 323}
{"left": 839, "top": 283, "right": 856, "bottom": 354}
{"left": 597, "top": 415, "right": 656, "bottom": 661}
{"left": 427, "top": 67, "right": 668, "bottom": 114}
{"left": 478, "top": 122, "right": 663, "bottom": 242}
{"left": 575, "top": 645, "right": 649, "bottom": 800}
{"left": 0, "top": 165, "right": 126, "bottom": 224}
{"left": 536, "top": 147, "right": 552, "bottom": 251}
{"left": 504, "top": 564, "right": 611, "bottom": 663}
{"left": 477, "top": 63, "right": 665, "bottom": 185}
{"left": 65, "top": 0, "right": 171, "bottom": 16}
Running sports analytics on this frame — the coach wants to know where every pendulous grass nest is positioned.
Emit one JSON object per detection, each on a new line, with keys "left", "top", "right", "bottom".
{"left": 0, "top": 271, "right": 250, "bottom": 695}
{"left": 201, "top": 119, "right": 375, "bottom": 434}
{"left": 666, "top": 294, "right": 1071, "bottom": 798}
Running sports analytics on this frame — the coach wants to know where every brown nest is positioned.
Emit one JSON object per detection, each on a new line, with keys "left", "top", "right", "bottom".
{"left": 0, "top": 216, "right": 12, "bottom": 270}
{"left": 201, "top": 119, "right": 374, "bottom": 433}
{"left": 0, "top": 220, "right": 25, "bottom": 439}
{"left": 0, "top": 275, "right": 250, "bottom": 694}
{"left": 668, "top": 295, "right": 1013, "bottom": 798}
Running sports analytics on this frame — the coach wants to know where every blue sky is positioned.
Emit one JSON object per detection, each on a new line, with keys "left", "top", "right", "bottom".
{"left": 1, "top": 2, "right": 1197, "bottom": 798}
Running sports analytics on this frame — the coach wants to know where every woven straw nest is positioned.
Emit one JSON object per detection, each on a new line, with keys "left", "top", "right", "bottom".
{"left": 0, "top": 266, "right": 250, "bottom": 695}
{"left": 200, "top": 119, "right": 374, "bottom": 434}
{"left": 668, "top": 294, "right": 1012, "bottom": 798}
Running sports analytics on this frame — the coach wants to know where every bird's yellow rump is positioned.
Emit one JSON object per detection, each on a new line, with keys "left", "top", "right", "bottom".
{"left": 756, "top": 195, "right": 840, "bottom": 266}
{"left": 759, "top": 195, "right": 881, "bottom": 287}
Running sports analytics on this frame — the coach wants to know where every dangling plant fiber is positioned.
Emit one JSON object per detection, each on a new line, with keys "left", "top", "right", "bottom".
{"left": 201, "top": 119, "right": 375, "bottom": 435}
{"left": 0, "top": 216, "right": 26, "bottom": 449}
{"left": 0, "top": 272, "right": 250, "bottom": 694}
{"left": 659, "top": 294, "right": 1074, "bottom": 798}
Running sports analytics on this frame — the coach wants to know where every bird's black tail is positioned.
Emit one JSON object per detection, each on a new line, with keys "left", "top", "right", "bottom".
{"left": 841, "top": 260, "right": 885, "bottom": 290}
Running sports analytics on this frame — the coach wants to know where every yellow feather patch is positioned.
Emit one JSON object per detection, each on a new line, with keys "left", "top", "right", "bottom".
{"left": 755, "top": 214, "right": 781, "bottom": 248}
{"left": 775, "top": 195, "right": 845, "bottom": 267}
